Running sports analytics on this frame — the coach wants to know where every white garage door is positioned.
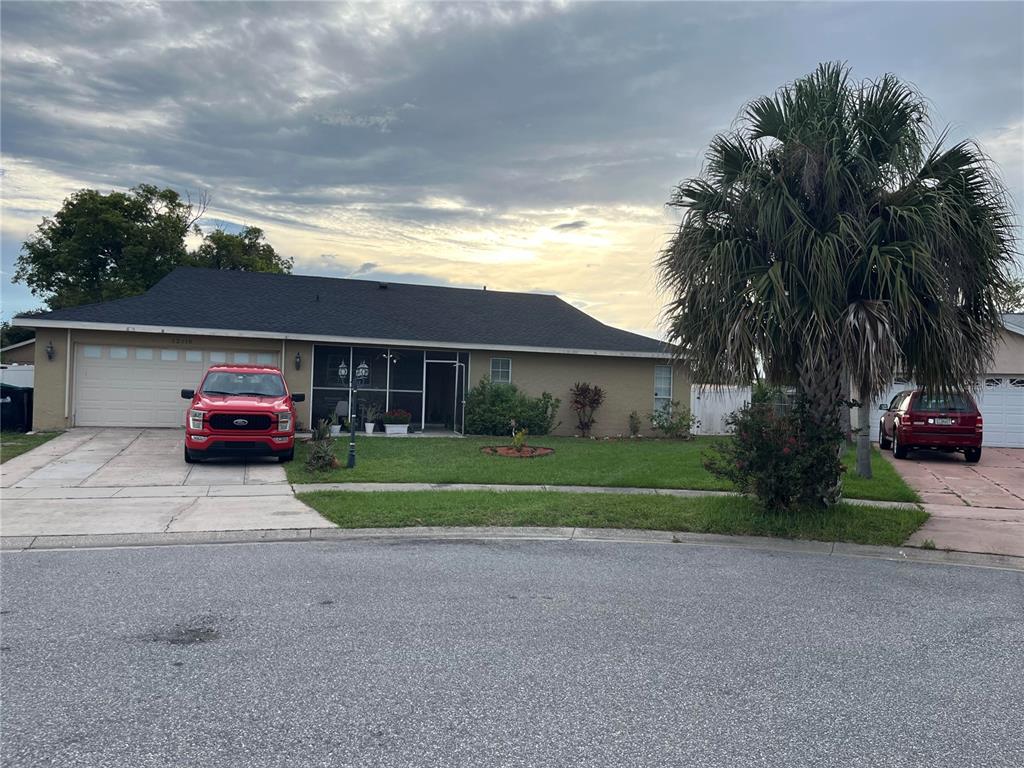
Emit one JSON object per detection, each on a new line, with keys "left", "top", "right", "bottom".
{"left": 73, "top": 344, "right": 279, "bottom": 427}
{"left": 976, "top": 376, "right": 1024, "bottom": 448}
{"left": 867, "top": 375, "right": 1024, "bottom": 448}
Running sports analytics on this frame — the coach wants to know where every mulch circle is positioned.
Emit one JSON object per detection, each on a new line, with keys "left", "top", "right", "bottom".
{"left": 481, "top": 446, "right": 555, "bottom": 458}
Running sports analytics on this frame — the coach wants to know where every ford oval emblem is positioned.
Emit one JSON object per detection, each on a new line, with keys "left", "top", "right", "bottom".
{"left": 233, "top": 418, "right": 249, "bottom": 426}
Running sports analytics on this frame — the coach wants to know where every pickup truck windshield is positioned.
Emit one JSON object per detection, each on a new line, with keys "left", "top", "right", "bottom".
{"left": 202, "top": 372, "right": 286, "bottom": 397}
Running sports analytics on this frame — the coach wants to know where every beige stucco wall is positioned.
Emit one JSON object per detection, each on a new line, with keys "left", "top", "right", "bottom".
{"left": 468, "top": 350, "right": 689, "bottom": 437}
{"left": 30, "top": 329, "right": 308, "bottom": 431}
{"left": 991, "top": 329, "right": 1024, "bottom": 373}
{"left": 1, "top": 342, "right": 35, "bottom": 365}
{"left": 25, "top": 325, "right": 680, "bottom": 435}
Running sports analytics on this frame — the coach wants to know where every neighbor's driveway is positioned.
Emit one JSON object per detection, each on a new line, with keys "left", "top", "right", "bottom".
{"left": 889, "top": 447, "right": 1024, "bottom": 557}
{"left": 0, "top": 429, "right": 330, "bottom": 537}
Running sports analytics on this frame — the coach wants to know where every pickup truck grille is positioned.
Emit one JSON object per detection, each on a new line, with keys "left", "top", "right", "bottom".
{"left": 209, "top": 413, "right": 273, "bottom": 431}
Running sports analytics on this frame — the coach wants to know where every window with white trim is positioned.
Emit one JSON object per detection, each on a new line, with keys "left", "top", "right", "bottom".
{"left": 109, "top": 347, "right": 128, "bottom": 360}
{"left": 83, "top": 345, "right": 102, "bottom": 359}
{"left": 209, "top": 352, "right": 227, "bottom": 363}
{"left": 160, "top": 349, "right": 178, "bottom": 361}
{"left": 135, "top": 348, "right": 153, "bottom": 360}
{"left": 256, "top": 352, "right": 275, "bottom": 365}
{"left": 654, "top": 365, "right": 673, "bottom": 413}
{"left": 490, "top": 357, "right": 512, "bottom": 384}
{"left": 233, "top": 352, "right": 250, "bottom": 363}
{"left": 185, "top": 350, "right": 202, "bottom": 363}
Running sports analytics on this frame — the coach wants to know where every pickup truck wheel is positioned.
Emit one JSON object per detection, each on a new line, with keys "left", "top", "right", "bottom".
{"left": 277, "top": 449, "right": 294, "bottom": 463}
{"left": 964, "top": 447, "right": 982, "bottom": 464}
{"left": 878, "top": 424, "right": 891, "bottom": 450}
{"left": 892, "top": 430, "right": 908, "bottom": 460}
{"left": 184, "top": 446, "right": 199, "bottom": 464}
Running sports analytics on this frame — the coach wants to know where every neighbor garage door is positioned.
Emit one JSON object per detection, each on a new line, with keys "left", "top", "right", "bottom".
{"left": 73, "top": 344, "right": 279, "bottom": 427}
{"left": 868, "top": 375, "right": 1024, "bottom": 448}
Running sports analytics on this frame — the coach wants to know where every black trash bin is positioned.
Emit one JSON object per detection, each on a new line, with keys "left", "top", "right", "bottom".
{"left": 0, "top": 384, "right": 33, "bottom": 432}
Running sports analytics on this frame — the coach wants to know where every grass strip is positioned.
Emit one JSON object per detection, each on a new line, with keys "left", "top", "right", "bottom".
{"left": 298, "top": 490, "right": 927, "bottom": 547}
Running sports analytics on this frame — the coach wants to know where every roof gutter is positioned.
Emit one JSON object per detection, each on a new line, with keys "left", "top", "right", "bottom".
{"left": 13, "top": 318, "right": 673, "bottom": 360}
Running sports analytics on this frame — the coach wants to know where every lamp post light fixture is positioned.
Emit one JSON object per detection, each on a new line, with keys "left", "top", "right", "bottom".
{"left": 347, "top": 360, "right": 370, "bottom": 469}
{"left": 294, "top": 351, "right": 302, "bottom": 371}
{"left": 337, "top": 360, "right": 348, "bottom": 384}
{"left": 45, "top": 341, "right": 55, "bottom": 361}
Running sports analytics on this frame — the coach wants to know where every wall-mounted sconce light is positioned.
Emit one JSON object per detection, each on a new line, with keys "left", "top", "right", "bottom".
{"left": 45, "top": 341, "right": 56, "bottom": 361}
{"left": 294, "top": 351, "right": 302, "bottom": 371}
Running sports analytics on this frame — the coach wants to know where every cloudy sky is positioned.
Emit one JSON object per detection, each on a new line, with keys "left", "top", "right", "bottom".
{"left": 2, "top": 1, "right": 1021, "bottom": 336}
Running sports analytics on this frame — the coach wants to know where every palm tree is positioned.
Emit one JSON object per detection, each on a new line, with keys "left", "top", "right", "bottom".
{"left": 660, "top": 63, "right": 1016, "bottom": 486}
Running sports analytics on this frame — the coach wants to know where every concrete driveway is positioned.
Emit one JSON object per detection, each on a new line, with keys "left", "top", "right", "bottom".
{"left": 0, "top": 429, "right": 331, "bottom": 537}
{"left": 889, "top": 447, "right": 1024, "bottom": 557}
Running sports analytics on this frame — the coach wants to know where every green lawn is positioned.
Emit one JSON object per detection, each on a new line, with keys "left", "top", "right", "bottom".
{"left": 0, "top": 431, "right": 60, "bottom": 463}
{"left": 298, "top": 490, "right": 927, "bottom": 547}
{"left": 287, "top": 435, "right": 919, "bottom": 503}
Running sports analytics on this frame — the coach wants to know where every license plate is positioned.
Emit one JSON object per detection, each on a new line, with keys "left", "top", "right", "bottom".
{"left": 934, "top": 417, "right": 955, "bottom": 425}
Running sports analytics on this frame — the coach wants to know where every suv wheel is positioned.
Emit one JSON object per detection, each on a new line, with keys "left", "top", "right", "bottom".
{"left": 892, "top": 429, "right": 908, "bottom": 460}
{"left": 964, "top": 447, "right": 982, "bottom": 464}
{"left": 878, "top": 423, "right": 892, "bottom": 450}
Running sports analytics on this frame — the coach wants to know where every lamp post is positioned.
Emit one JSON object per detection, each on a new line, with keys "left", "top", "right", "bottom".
{"left": 348, "top": 360, "right": 369, "bottom": 469}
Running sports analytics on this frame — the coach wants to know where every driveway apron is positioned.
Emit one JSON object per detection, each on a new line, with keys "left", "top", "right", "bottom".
{"left": 1, "top": 429, "right": 330, "bottom": 537}
{"left": 887, "top": 447, "right": 1024, "bottom": 557}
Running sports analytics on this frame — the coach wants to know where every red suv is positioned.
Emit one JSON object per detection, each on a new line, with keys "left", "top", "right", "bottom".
{"left": 181, "top": 365, "right": 305, "bottom": 463}
{"left": 878, "top": 389, "right": 983, "bottom": 463}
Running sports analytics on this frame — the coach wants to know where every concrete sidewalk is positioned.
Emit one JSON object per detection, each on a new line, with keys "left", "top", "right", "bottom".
{"left": 292, "top": 481, "right": 920, "bottom": 509}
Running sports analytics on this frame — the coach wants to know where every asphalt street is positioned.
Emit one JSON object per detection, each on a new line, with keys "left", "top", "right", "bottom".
{"left": 1, "top": 538, "right": 1021, "bottom": 768}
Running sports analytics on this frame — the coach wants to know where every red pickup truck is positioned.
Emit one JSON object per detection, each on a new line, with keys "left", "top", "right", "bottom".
{"left": 181, "top": 364, "right": 305, "bottom": 463}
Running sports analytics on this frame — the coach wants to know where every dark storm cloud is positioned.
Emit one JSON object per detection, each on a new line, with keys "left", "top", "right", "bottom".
{"left": 1, "top": 0, "right": 1021, "bottom": 278}
{"left": 553, "top": 220, "right": 588, "bottom": 231}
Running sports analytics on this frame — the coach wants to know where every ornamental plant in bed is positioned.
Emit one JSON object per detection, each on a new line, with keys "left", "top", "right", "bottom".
{"left": 465, "top": 378, "right": 560, "bottom": 436}
{"left": 704, "top": 398, "right": 844, "bottom": 512}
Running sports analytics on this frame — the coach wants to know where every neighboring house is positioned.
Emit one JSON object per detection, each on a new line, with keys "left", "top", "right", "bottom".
{"left": 1, "top": 338, "right": 35, "bottom": 365}
{"left": 12, "top": 267, "right": 683, "bottom": 436}
{"left": 692, "top": 315, "right": 1024, "bottom": 448}
{"left": 864, "top": 314, "right": 1024, "bottom": 449}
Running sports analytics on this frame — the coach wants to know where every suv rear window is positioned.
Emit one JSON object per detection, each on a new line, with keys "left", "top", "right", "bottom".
{"left": 913, "top": 392, "right": 973, "bottom": 413}
{"left": 202, "top": 372, "right": 286, "bottom": 397}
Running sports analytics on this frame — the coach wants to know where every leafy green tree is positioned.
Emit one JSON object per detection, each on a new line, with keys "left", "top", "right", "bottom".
{"left": 996, "top": 275, "right": 1024, "bottom": 313}
{"left": 188, "top": 226, "right": 292, "bottom": 273}
{"left": 14, "top": 185, "right": 203, "bottom": 310}
{"left": 1, "top": 319, "right": 37, "bottom": 348}
{"left": 660, "top": 63, "right": 1015, "bottom": 492}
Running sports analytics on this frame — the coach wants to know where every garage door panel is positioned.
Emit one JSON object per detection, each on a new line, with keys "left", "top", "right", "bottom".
{"left": 73, "top": 345, "right": 278, "bottom": 428}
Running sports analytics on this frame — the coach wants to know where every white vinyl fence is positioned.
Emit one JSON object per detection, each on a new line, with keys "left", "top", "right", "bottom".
{"left": 0, "top": 365, "right": 34, "bottom": 388}
{"left": 690, "top": 385, "right": 751, "bottom": 435}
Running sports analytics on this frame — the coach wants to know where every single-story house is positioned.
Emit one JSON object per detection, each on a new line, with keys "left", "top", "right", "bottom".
{"left": 1, "top": 338, "right": 35, "bottom": 365}
{"left": 13, "top": 267, "right": 684, "bottom": 436}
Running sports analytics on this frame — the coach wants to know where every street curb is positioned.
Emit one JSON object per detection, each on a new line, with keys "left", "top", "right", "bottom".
{"left": 3, "top": 526, "right": 1020, "bottom": 571}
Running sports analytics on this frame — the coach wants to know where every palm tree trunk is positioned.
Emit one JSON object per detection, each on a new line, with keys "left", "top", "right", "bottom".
{"left": 839, "top": 369, "right": 853, "bottom": 444}
{"left": 855, "top": 388, "right": 873, "bottom": 478}
{"left": 798, "top": 347, "right": 846, "bottom": 504}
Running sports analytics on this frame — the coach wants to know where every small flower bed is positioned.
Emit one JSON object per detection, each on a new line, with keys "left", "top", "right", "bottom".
{"left": 382, "top": 409, "right": 412, "bottom": 425}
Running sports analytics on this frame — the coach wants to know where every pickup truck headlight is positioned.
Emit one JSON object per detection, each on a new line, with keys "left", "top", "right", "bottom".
{"left": 189, "top": 409, "right": 206, "bottom": 430}
{"left": 277, "top": 411, "right": 293, "bottom": 432}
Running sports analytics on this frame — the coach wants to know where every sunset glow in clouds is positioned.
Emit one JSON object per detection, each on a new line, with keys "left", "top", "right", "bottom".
{"left": 2, "top": 2, "right": 1021, "bottom": 335}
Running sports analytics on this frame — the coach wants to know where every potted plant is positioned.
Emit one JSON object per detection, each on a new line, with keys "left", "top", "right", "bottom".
{"left": 363, "top": 403, "right": 380, "bottom": 434}
{"left": 382, "top": 408, "right": 412, "bottom": 435}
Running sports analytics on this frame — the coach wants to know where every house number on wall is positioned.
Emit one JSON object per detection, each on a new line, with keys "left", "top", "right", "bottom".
{"left": 171, "top": 337, "right": 194, "bottom": 345}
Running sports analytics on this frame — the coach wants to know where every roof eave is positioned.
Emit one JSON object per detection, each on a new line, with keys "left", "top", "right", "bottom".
{"left": 14, "top": 318, "right": 672, "bottom": 360}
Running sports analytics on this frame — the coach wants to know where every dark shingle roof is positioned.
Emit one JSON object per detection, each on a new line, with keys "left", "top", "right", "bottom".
{"left": 23, "top": 268, "right": 666, "bottom": 355}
